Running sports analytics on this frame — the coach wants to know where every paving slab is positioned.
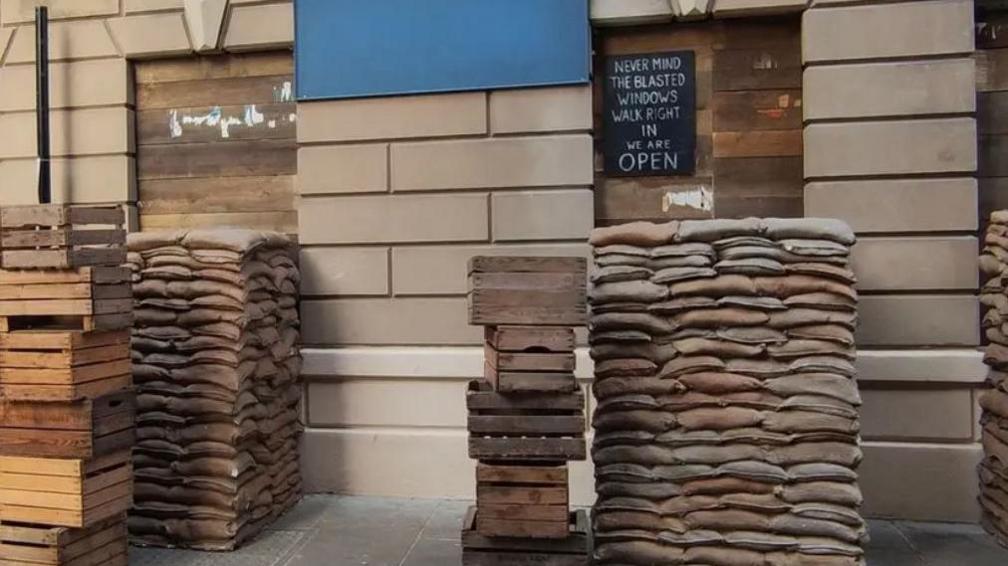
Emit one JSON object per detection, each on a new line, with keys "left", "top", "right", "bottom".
{"left": 129, "top": 495, "right": 1008, "bottom": 566}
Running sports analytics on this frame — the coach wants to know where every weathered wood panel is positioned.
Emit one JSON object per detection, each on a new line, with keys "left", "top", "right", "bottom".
{"left": 594, "top": 16, "right": 803, "bottom": 225}
{"left": 135, "top": 52, "right": 296, "bottom": 233}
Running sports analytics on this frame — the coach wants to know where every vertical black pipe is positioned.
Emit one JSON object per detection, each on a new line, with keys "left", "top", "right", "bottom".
{"left": 36, "top": 6, "right": 50, "bottom": 204}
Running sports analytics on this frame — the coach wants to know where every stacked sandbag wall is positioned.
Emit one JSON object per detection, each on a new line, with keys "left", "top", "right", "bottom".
{"left": 125, "top": 229, "right": 303, "bottom": 550}
{"left": 979, "top": 211, "right": 1008, "bottom": 547}
{"left": 588, "top": 218, "right": 866, "bottom": 566}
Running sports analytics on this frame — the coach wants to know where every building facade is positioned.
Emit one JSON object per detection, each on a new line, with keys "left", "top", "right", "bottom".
{"left": 0, "top": 0, "right": 989, "bottom": 522}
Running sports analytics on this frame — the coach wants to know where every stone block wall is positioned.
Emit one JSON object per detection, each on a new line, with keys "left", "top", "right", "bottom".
{"left": 296, "top": 86, "right": 596, "bottom": 500}
{"left": 802, "top": 0, "right": 983, "bottom": 522}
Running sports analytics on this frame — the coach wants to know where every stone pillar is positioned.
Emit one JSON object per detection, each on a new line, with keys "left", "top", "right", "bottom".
{"left": 802, "top": 0, "right": 982, "bottom": 521}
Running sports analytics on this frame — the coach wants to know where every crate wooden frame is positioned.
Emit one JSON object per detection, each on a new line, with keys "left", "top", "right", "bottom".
{"left": 475, "top": 463, "right": 570, "bottom": 539}
{"left": 0, "top": 516, "right": 127, "bottom": 566}
{"left": 0, "top": 451, "right": 132, "bottom": 528}
{"left": 0, "top": 205, "right": 126, "bottom": 270}
{"left": 466, "top": 380, "right": 586, "bottom": 462}
{"left": 467, "top": 256, "right": 587, "bottom": 327}
{"left": 0, "top": 330, "right": 131, "bottom": 402}
{"left": 0, "top": 389, "right": 135, "bottom": 459}
{"left": 0, "top": 268, "right": 132, "bottom": 333}
{"left": 462, "top": 506, "right": 590, "bottom": 565}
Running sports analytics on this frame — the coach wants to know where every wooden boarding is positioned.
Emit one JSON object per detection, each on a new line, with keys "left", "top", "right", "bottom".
{"left": 467, "top": 380, "right": 585, "bottom": 462}
{"left": 0, "top": 451, "right": 132, "bottom": 528}
{"left": 484, "top": 363, "right": 577, "bottom": 394}
{"left": 484, "top": 326, "right": 575, "bottom": 353}
{"left": 0, "top": 390, "right": 135, "bottom": 459}
{"left": 0, "top": 205, "right": 126, "bottom": 269}
{"left": 462, "top": 506, "right": 590, "bottom": 565}
{"left": 0, "top": 516, "right": 126, "bottom": 566}
{"left": 475, "top": 463, "right": 570, "bottom": 539}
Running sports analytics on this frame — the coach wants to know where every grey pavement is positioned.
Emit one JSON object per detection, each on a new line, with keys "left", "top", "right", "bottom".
{"left": 131, "top": 494, "right": 1008, "bottom": 566}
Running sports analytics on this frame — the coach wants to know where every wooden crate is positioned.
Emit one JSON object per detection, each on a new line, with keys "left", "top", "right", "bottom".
{"left": 462, "top": 506, "right": 590, "bottom": 565}
{"left": 0, "top": 268, "right": 132, "bottom": 332}
{"left": 0, "top": 389, "right": 135, "bottom": 459}
{"left": 0, "top": 330, "right": 131, "bottom": 402}
{"left": 0, "top": 516, "right": 127, "bottom": 566}
{"left": 484, "top": 326, "right": 577, "bottom": 392}
{"left": 468, "top": 257, "right": 587, "bottom": 327}
{"left": 0, "top": 205, "right": 125, "bottom": 270}
{"left": 476, "top": 463, "right": 569, "bottom": 539}
{"left": 467, "top": 380, "right": 586, "bottom": 462}
{"left": 0, "top": 451, "right": 131, "bottom": 528}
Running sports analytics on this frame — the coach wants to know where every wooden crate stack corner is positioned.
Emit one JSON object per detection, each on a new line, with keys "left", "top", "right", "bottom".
{"left": 463, "top": 256, "right": 590, "bottom": 564}
{"left": 0, "top": 204, "right": 133, "bottom": 565}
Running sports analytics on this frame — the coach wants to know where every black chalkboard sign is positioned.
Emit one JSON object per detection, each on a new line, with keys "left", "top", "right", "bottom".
{"left": 603, "top": 51, "right": 696, "bottom": 177}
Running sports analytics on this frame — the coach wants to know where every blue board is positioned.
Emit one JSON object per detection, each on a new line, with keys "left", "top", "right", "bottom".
{"left": 295, "top": 0, "right": 591, "bottom": 101}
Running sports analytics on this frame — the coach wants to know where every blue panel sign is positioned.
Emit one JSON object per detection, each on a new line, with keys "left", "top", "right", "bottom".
{"left": 295, "top": 0, "right": 591, "bottom": 100}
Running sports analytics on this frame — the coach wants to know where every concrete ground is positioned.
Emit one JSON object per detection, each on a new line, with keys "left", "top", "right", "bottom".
{"left": 132, "top": 494, "right": 1008, "bottom": 566}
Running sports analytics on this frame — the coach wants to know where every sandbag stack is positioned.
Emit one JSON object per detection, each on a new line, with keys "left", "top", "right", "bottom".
{"left": 588, "top": 218, "right": 867, "bottom": 566}
{"left": 0, "top": 204, "right": 134, "bottom": 566}
{"left": 979, "top": 210, "right": 1008, "bottom": 547}
{"left": 462, "top": 256, "right": 591, "bottom": 565}
{"left": 125, "top": 229, "right": 302, "bottom": 551}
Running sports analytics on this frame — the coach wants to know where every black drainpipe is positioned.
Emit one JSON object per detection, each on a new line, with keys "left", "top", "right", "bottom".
{"left": 36, "top": 6, "right": 50, "bottom": 204}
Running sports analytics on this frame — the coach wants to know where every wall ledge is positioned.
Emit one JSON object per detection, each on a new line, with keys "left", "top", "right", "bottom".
{"left": 301, "top": 346, "right": 986, "bottom": 383}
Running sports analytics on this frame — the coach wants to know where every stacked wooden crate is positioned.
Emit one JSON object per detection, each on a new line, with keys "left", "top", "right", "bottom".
{"left": 0, "top": 204, "right": 133, "bottom": 566}
{"left": 463, "top": 256, "right": 591, "bottom": 565}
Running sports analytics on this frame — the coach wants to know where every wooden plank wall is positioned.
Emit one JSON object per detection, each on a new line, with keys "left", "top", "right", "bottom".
{"left": 134, "top": 52, "right": 297, "bottom": 233}
{"left": 978, "top": 12, "right": 1008, "bottom": 226}
{"left": 594, "top": 17, "right": 802, "bottom": 225}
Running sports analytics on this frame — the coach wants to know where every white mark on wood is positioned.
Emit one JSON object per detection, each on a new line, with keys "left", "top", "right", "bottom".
{"left": 182, "top": 106, "right": 222, "bottom": 127}
{"left": 662, "top": 186, "right": 712, "bottom": 212}
{"left": 268, "top": 120, "right": 277, "bottom": 128}
{"left": 219, "top": 116, "right": 241, "bottom": 138}
{"left": 753, "top": 52, "right": 779, "bottom": 71}
{"left": 168, "top": 110, "right": 183, "bottom": 138}
{"left": 274, "top": 81, "right": 293, "bottom": 103}
{"left": 288, "top": 113, "right": 297, "bottom": 123}
{"left": 244, "top": 104, "right": 265, "bottom": 127}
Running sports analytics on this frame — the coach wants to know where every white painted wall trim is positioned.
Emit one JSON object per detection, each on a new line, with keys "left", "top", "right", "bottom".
{"left": 301, "top": 346, "right": 986, "bottom": 382}
{"left": 301, "top": 346, "right": 595, "bottom": 379}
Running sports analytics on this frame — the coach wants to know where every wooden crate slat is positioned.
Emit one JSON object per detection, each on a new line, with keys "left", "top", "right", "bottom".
{"left": 0, "top": 451, "right": 132, "bottom": 528}
{"left": 2, "top": 248, "right": 127, "bottom": 270}
{"left": 484, "top": 326, "right": 575, "bottom": 353}
{"left": 467, "top": 256, "right": 586, "bottom": 275}
{"left": 0, "top": 375, "right": 131, "bottom": 403}
{"left": 487, "top": 370, "right": 578, "bottom": 394}
{"left": 468, "top": 437, "right": 586, "bottom": 462}
{"left": 476, "top": 463, "right": 568, "bottom": 485}
{"left": 468, "top": 415, "right": 584, "bottom": 436}
{"left": 1, "top": 229, "right": 126, "bottom": 249}
{"left": 0, "top": 343, "right": 130, "bottom": 369}
{"left": 484, "top": 347, "right": 575, "bottom": 372}
{"left": 0, "top": 359, "right": 132, "bottom": 384}
{"left": 0, "top": 268, "right": 129, "bottom": 285}
{"left": 466, "top": 381, "right": 584, "bottom": 412}
{"left": 469, "top": 272, "right": 583, "bottom": 292}
{"left": 0, "top": 330, "right": 129, "bottom": 351}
